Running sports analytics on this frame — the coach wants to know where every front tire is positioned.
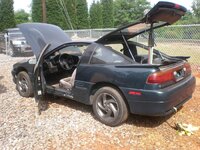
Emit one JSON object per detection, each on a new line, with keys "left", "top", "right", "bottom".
{"left": 16, "top": 71, "right": 33, "bottom": 97}
{"left": 92, "top": 87, "right": 129, "bottom": 126}
{"left": 9, "top": 48, "right": 16, "bottom": 57}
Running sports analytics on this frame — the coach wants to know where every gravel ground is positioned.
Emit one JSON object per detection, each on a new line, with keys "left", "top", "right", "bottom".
{"left": 0, "top": 54, "right": 200, "bottom": 150}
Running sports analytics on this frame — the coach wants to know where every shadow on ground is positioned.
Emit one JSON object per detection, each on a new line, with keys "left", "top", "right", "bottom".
{"left": 126, "top": 113, "right": 175, "bottom": 128}
{"left": 37, "top": 94, "right": 175, "bottom": 128}
{"left": 37, "top": 95, "right": 91, "bottom": 115}
{"left": 0, "top": 76, "right": 7, "bottom": 94}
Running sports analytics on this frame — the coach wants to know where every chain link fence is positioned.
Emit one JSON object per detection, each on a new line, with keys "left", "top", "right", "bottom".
{"left": 65, "top": 24, "right": 200, "bottom": 73}
{"left": 137, "top": 24, "right": 200, "bottom": 73}
{"left": 0, "top": 33, "right": 5, "bottom": 53}
{"left": 65, "top": 28, "right": 114, "bottom": 39}
{"left": 0, "top": 24, "right": 199, "bottom": 72}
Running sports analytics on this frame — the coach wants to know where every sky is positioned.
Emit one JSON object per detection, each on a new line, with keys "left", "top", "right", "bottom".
{"left": 14, "top": 0, "right": 193, "bottom": 13}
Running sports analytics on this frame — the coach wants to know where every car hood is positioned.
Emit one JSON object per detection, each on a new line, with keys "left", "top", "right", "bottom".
{"left": 18, "top": 23, "right": 72, "bottom": 58}
{"left": 97, "top": 1, "right": 187, "bottom": 43}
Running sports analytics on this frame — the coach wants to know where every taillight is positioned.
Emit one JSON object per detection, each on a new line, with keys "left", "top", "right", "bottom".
{"left": 147, "top": 69, "right": 175, "bottom": 84}
{"left": 147, "top": 62, "right": 192, "bottom": 85}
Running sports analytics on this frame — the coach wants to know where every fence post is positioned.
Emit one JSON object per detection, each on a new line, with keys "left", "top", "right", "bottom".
{"left": 89, "top": 29, "right": 92, "bottom": 38}
{"left": 4, "top": 34, "right": 8, "bottom": 55}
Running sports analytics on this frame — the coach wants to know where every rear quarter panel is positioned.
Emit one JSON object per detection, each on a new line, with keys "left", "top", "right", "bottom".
{"left": 73, "top": 64, "right": 157, "bottom": 104}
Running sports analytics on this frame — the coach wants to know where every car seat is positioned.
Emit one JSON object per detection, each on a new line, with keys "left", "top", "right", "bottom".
{"left": 59, "top": 68, "right": 77, "bottom": 89}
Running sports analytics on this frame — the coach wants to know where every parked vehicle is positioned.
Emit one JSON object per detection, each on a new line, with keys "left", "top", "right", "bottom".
{"left": 12, "top": 2, "right": 196, "bottom": 126}
{"left": 9, "top": 37, "right": 32, "bottom": 57}
{"left": 4, "top": 28, "right": 32, "bottom": 57}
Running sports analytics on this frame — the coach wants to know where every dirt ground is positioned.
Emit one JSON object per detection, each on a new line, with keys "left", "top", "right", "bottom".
{"left": 0, "top": 54, "right": 200, "bottom": 150}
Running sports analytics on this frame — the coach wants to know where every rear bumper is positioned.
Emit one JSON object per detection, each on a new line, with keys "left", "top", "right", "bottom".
{"left": 121, "top": 75, "right": 196, "bottom": 116}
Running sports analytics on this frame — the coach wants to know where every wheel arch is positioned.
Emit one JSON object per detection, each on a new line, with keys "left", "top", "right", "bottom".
{"left": 15, "top": 67, "right": 28, "bottom": 75}
{"left": 89, "top": 82, "right": 130, "bottom": 112}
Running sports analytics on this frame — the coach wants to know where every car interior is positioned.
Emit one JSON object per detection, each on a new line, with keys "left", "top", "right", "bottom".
{"left": 105, "top": 41, "right": 164, "bottom": 65}
{"left": 43, "top": 44, "right": 88, "bottom": 93}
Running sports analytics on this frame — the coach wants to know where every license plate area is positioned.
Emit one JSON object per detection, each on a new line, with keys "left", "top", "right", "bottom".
{"left": 174, "top": 67, "right": 186, "bottom": 81}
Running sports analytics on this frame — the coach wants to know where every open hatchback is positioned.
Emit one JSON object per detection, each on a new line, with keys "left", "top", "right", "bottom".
{"left": 12, "top": 1, "right": 196, "bottom": 126}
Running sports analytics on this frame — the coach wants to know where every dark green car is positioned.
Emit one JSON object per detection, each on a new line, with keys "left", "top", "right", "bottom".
{"left": 12, "top": 2, "right": 196, "bottom": 126}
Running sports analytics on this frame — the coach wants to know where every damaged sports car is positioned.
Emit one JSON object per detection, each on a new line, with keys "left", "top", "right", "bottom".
{"left": 12, "top": 2, "right": 196, "bottom": 126}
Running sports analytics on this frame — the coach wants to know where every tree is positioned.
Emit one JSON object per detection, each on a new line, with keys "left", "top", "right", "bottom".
{"left": 114, "top": 0, "right": 131, "bottom": 27}
{"left": 76, "top": 0, "right": 89, "bottom": 29}
{"left": 15, "top": 9, "right": 30, "bottom": 25}
{"left": 46, "top": 0, "right": 67, "bottom": 29}
{"left": 176, "top": 11, "right": 196, "bottom": 25}
{"left": 32, "top": 0, "right": 43, "bottom": 22}
{"left": 0, "top": 0, "right": 16, "bottom": 31}
{"left": 65, "top": 0, "right": 77, "bottom": 29}
{"left": 113, "top": 0, "right": 150, "bottom": 27}
{"left": 101, "top": 0, "right": 114, "bottom": 28}
{"left": 192, "top": 0, "right": 200, "bottom": 23}
{"left": 90, "top": 1, "right": 103, "bottom": 28}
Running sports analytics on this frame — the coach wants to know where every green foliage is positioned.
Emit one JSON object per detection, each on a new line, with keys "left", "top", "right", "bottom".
{"left": 102, "top": 0, "right": 114, "bottom": 28}
{"left": 46, "top": 0, "right": 67, "bottom": 29}
{"left": 0, "top": 0, "right": 16, "bottom": 31}
{"left": 192, "top": 0, "right": 200, "bottom": 23}
{"left": 29, "top": 0, "right": 199, "bottom": 30}
{"left": 15, "top": 9, "right": 30, "bottom": 25}
{"left": 65, "top": 0, "right": 77, "bottom": 29}
{"left": 113, "top": 0, "right": 150, "bottom": 27}
{"left": 176, "top": 11, "right": 196, "bottom": 25}
{"left": 175, "top": 0, "right": 200, "bottom": 25}
{"left": 32, "top": 0, "right": 42, "bottom": 22}
{"left": 31, "top": 0, "right": 89, "bottom": 29}
{"left": 155, "top": 25, "right": 200, "bottom": 40}
{"left": 90, "top": 1, "right": 103, "bottom": 29}
{"left": 76, "top": 0, "right": 89, "bottom": 29}
{"left": 114, "top": 0, "right": 131, "bottom": 27}
{"left": 32, "top": 0, "right": 69, "bottom": 29}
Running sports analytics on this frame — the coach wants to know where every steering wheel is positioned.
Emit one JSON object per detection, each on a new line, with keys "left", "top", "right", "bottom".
{"left": 59, "top": 54, "right": 75, "bottom": 70}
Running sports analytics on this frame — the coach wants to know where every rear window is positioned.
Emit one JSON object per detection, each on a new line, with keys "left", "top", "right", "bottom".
{"left": 90, "top": 45, "right": 133, "bottom": 64}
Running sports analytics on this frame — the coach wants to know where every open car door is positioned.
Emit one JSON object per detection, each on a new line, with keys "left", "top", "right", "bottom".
{"left": 33, "top": 44, "right": 50, "bottom": 101}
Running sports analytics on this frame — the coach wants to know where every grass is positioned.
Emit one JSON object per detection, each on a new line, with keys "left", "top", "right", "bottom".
{"left": 155, "top": 42, "right": 200, "bottom": 65}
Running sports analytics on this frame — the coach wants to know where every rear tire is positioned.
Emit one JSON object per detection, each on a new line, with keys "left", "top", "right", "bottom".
{"left": 16, "top": 71, "right": 33, "bottom": 97}
{"left": 92, "top": 86, "right": 129, "bottom": 126}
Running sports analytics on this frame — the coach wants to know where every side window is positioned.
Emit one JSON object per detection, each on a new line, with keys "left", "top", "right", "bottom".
{"left": 105, "top": 44, "right": 123, "bottom": 53}
{"left": 78, "top": 45, "right": 89, "bottom": 54}
{"left": 60, "top": 45, "right": 81, "bottom": 53}
{"left": 136, "top": 46, "right": 148, "bottom": 56}
{"left": 59, "top": 44, "right": 89, "bottom": 55}
{"left": 90, "top": 46, "right": 131, "bottom": 64}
